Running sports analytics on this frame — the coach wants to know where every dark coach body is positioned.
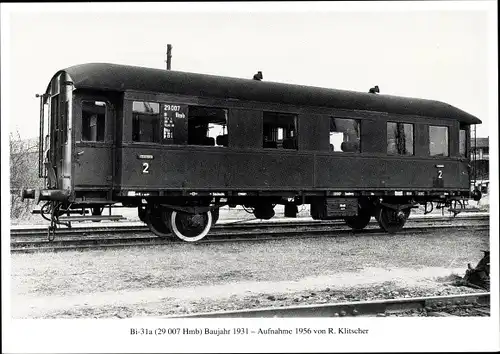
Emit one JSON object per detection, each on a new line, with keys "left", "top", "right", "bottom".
{"left": 22, "top": 63, "right": 482, "bottom": 241}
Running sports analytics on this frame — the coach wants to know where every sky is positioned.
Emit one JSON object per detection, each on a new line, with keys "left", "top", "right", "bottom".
{"left": 2, "top": 2, "right": 497, "bottom": 140}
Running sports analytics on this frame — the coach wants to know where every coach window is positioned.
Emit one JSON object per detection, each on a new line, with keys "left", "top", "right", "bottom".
{"left": 187, "top": 106, "right": 228, "bottom": 147}
{"left": 82, "top": 101, "right": 106, "bottom": 142}
{"left": 263, "top": 112, "right": 298, "bottom": 149}
{"left": 132, "top": 101, "right": 160, "bottom": 143}
{"left": 459, "top": 125, "right": 468, "bottom": 157}
{"left": 329, "top": 118, "right": 360, "bottom": 152}
{"left": 387, "top": 122, "right": 414, "bottom": 156}
{"left": 429, "top": 125, "right": 449, "bottom": 157}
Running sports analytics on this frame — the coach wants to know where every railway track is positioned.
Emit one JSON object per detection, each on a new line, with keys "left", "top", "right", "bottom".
{"left": 164, "top": 292, "right": 490, "bottom": 318}
{"left": 11, "top": 215, "right": 488, "bottom": 253}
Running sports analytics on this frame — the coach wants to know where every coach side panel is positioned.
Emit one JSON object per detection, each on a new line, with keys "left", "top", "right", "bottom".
{"left": 117, "top": 146, "right": 469, "bottom": 192}
{"left": 118, "top": 146, "right": 314, "bottom": 190}
{"left": 115, "top": 93, "right": 472, "bottom": 194}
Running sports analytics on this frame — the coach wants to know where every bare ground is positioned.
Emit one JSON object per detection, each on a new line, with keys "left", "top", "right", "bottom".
{"left": 10, "top": 226, "right": 489, "bottom": 318}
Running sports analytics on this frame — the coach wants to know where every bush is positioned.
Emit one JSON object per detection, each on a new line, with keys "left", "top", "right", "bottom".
{"left": 10, "top": 131, "right": 44, "bottom": 220}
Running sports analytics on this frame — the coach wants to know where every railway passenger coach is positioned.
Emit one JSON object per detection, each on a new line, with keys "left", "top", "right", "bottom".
{"left": 22, "top": 63, "right": 482, "bottom": 241}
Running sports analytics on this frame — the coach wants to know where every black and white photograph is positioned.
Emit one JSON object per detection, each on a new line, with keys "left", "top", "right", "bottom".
{"left": 2, "top": 1, "right": 498, "bottom": 353}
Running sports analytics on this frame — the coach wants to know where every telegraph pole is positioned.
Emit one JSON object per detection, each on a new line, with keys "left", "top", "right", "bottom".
{"left": 166, "top": 44, "right": 172, "bottom": 70}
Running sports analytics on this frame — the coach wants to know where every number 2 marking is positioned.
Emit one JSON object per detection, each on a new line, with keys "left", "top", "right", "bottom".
{"left": 438, "top": 170, "right": 443, "bottom": 179}
{"left": 142, "top": 162, "right": 150, "bottom": 174}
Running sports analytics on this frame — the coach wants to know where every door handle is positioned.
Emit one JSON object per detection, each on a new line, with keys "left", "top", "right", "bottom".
{"left": 76, "top": 151, "right": 84, "bottom": 156}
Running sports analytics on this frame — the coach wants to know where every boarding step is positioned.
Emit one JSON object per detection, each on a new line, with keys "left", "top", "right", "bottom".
{"left": 58, "top": 215, "right": 126, "bottom": 222}
{"left": 32, "top": 209, "right": 87, "bottom": 215}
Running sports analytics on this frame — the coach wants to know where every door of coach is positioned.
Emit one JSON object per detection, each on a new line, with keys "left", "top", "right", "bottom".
{"left": 72, "top": 93, "right": 115, "bottom": 199}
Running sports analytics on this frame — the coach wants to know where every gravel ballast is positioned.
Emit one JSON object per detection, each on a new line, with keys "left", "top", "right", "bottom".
{"left": 11, "top": 223, "right": 489, "bottom": 318}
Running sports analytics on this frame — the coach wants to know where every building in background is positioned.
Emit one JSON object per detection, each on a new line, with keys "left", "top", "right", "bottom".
{"left": 471, "top": 137, "right": 489, "bottom": 194}
{"left": 471, "top": 137, "right": 489, "bottom": 161}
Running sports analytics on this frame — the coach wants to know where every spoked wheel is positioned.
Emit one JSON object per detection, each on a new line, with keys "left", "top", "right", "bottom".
{"left": 146, "top": 207, "right": 171, "bottom": 238}
{"left": 170, "top": 210, "right": 212, "bottom": 242}
{"left": 344, "top": 209, "right": 372, "bottom": 230}
{"left": 376, "top": 207, "right": 411, "bottom": 234}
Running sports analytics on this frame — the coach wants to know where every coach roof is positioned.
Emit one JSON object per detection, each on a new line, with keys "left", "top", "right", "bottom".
{"left": 54, "top": 63, "right": 481, "bottom": 124}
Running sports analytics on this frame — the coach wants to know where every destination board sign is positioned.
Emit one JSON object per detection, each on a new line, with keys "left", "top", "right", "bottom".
{"left": 163, "top": 103, "right": 188, "bottom": 142}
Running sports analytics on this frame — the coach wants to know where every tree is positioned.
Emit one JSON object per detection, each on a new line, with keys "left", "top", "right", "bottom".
{"left": 9, "top": 131, "right": 43, "bottom": 219}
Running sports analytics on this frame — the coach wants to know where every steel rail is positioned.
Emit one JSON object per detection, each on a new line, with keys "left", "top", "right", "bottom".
{"left": 10, "top": 221, "right": 489, "bottom": 242}
{"left": 164, "top": 292, "right": 490, "bottom": 318}
{"left": 10, "top": 221, "right": 489, "bottom": 253}
{"left": 10, "top": 214, "right": 489, "bottom": 237}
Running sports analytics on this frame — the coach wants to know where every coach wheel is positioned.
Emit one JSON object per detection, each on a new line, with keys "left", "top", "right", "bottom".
{"left": 170, "top": 210, "right": 212, "bottom": 242}
{"left": 138, "top": 206, "right": 147, "bottom": 223}
{"left": 376, "top": 207, "right": 410, "bottom": 234}
{"left": 146, "top": 207, "right": 171, "bottom": 238}
{"left": 344, "top": 209, "right": 372, "bottom": 230}
{"left": 91, "top": 207, "right": 103, "bottom": 222}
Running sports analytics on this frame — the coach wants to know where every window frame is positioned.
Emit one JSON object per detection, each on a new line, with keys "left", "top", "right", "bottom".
{"left": 459, "top": 124, "right": 469, "bottom": 159}
{"left": 81, "top": 100, "right": 107, "bottom": 143}
{"left": 131, "top": 100, "right": 162, "bottom": 144}
{"left": 386, "top": 121, "right": 415, "bottom": 156}
{"left": 129, "top": 101, "right": 233, "bottom": 147}
{"left": 262, "top": 111, "right": 298, "bottom": 150}
{"left": 428, "top": 125, "right": 450, "bottom": 158}
{"left": 329, "top": 117, "right": 361, "bottom": 153}
{"left": 186, "top": 105, "right": 229, "bottom": 148}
